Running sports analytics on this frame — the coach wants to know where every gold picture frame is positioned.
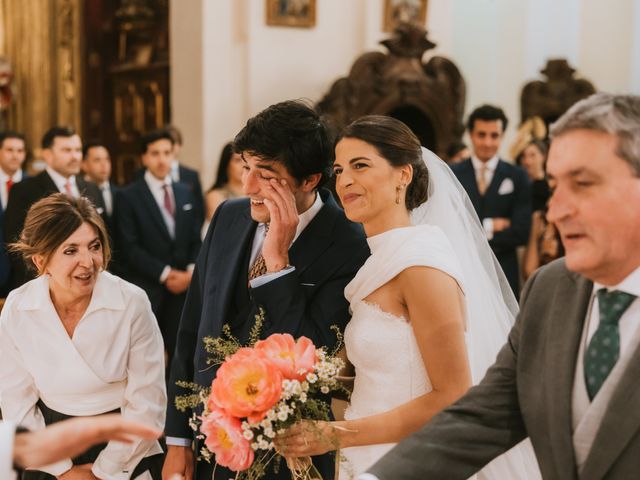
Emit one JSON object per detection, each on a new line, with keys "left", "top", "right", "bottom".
{"left": 266, "top": 0, "right": 316, "bottom": 28}
{"left": 383, "top": 0, "right": 428, "bottom": 32}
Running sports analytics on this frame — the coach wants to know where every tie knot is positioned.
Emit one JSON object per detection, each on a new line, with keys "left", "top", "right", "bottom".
{"left": 597, "top": 289, "right": 636, "bottom": 325}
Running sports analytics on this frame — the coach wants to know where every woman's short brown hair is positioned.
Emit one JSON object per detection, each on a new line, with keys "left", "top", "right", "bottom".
{"left": 9, "top": 193, "right": 111, "bottom": 274}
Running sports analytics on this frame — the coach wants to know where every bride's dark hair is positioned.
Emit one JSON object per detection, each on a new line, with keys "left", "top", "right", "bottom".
{"left": 337, "top": 115, "right": 429, "bottom": 209}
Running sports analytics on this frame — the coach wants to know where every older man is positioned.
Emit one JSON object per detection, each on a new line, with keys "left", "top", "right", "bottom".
{"left": 364, "top": 93, "right": 640, "bottom": 479}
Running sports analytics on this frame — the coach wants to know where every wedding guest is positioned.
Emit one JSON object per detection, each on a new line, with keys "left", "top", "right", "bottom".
{"left": 0, "top": 130, "right": 27, "bottom": 295}
{"left": 520, "top": 140, "right": 563, "bottom": 279}
{"left": 1, "top": 416, "right": 161, "bottom": 479}
{"left": 0, "top": 193, "right": 166, "bottom": 479}
{"left": 133, "top": 126, "right": 205, "bottom": 231}
{"left": 202, "top": 142, "right": 244, "bottom": 237}
{"left": 115, "top": 130, "right": 202, "bottom": 365}
{"left": 451, "top": 105, "right": 532, "bottom": 297}
{"left": 517, "top": 139, "right": 551, "bottom": 211}
{"left": 3, "top": 126, "right": 106, "bottom": 290}
{"left": 363, "top": 93, "right": 640, "bottom": 480}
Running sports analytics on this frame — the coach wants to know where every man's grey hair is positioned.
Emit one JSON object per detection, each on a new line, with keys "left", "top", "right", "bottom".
{"left": 550, "top": 93, "right": 640, "bottom": 176}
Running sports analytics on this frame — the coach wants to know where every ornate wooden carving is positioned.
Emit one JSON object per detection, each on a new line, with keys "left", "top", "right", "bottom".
{"left": 317, "top": 23, "right": 465, "bottom": 159}
{"left": 82, "top": 0, "right": 170, "bottom": 185}
{"left": 521, "top": 59, "right": 596, "bottom": 126}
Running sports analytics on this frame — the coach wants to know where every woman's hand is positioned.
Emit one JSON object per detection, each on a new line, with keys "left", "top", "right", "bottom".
{"left": 275, "top": 420, "right": 341, "bottom": 457}
{"left": 58, "top": 464, "right": 98, "bottom": 479}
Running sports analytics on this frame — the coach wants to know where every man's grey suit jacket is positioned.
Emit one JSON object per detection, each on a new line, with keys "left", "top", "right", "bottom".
{"left": 369, "top": 259, "right": 640, "bottom": 480}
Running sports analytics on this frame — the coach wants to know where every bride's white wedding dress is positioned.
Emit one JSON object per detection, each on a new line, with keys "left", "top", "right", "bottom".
{"left": 339, "top": 225, "right": 541, "bottom": 480}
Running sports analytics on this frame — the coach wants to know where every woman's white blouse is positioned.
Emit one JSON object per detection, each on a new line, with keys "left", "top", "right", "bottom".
{"left": 0, "top": 271, "right": 167, "bottom": 479}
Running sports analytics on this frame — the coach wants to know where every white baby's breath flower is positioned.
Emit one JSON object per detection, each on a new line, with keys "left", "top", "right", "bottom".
{"left": 258, "top": 439, "right": 270, "bottom": 450}
{"left": 260, "top": 419, "right": 272, "bottom": 429}
{"left": 277, "top": 410, "right": 289, "bottom": 422}
{"left": 299, "top": 392, "right": 308, "bottom": 403}
{"left": 243, "top": 430, "right": 254, "bottom": 440}
{"left": 306, "top": 373, "right": 318, "bottom": 383}
{"left": 267, "top": 409, "right": 277, "bottom": 421}
{"left": 321, "top": 385, "right": 330, "bottom": 394}
{"left": 264, "top": 427, "right": 275, "bottom": 439}
{"left": 251, "top": 442, "right": 259, "bottom": 450}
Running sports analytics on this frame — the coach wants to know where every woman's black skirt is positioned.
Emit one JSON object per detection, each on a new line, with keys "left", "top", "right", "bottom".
{"left": 22, "top": 400, "right": 162, "bottom": 479}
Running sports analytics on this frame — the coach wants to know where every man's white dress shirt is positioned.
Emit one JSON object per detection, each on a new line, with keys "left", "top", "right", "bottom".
{"left": 0, "top": 168, "right": 22, "bottom": 210}
{"left": 470, "top": 155, "right": 500, "bottom": 239}
{"left": 46, "top": 166, "right": 79, "bottom": 198}
{"left": 0, "top": 271, "right": 166, "bottom": 479}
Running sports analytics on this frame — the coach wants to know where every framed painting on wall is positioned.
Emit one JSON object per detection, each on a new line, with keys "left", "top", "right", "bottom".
{"left": 266, "top": 0, "right": 316, "bottom": 28}
{"left": 383, "top": 0, "right": 428, "bottom": 32}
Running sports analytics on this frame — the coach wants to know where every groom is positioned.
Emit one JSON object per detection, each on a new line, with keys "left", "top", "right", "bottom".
{"left": 364, "top": 93, "right": 640, "bottom": 479}
{"left": 163, "top": 100, "right": 369, "bottom": 480}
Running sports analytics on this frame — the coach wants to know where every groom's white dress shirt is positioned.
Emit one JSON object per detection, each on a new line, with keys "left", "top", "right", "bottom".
{"left": 0, "top": 271, "right": 166, "bottom": 479}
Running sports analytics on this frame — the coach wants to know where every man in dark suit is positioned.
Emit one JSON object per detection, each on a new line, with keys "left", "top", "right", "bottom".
{"left": 115, "top": 129, "right": 201, "bottom": 365}
{"left": 163, "top": 100, "right": 369, "bottom": 480}
{"left": 3, "top": 126, "right": 105, "bottom": 290}
{"left": 451, "top": 105, "right": 531, "bottom": 296}
{"left": 0, "top": 131, "right": 27, "bottom": 295}
{"left": 365, "top": 94, "right": 640, "bottom": 480}
{"left": 134, "top": 126, "right": 205, "bottom": 230}
{"left": 81, "top": 141, "right": 122, "bottom": 274}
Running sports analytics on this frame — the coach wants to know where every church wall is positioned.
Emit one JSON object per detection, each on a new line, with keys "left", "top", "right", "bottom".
{"left": 171, "top": 0, "right": 640, "bottom": 187}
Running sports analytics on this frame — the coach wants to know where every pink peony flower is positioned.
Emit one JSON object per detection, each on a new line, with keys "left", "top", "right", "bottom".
{"left": 255, "top": 333, "right": 316, "bottom": 381}
{"left": 209, "top": 348, "right": 282, "bottom": 423}
{"left": 200, "top": 409, "right": 254, "bottom": 471}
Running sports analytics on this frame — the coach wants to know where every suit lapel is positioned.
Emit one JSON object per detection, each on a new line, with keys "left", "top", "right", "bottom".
{"left": 215, "top": 206, "right": 256, "bottom": 334}
{"left": 172, "top": 183, "right": 188, "bottom": 240}
{"left": 288, "top": 190, "right": 338, "bottom": 276}
{"left": 458, "top": 160, "right": 481, "bottom": 214}
{"left": 138, "top": 180, "right": 172, "bottom": 241}
{"left": 581, "top": 336, "right": 640, "bottom": 479}
{"left": 485, "top": 160, "right": 507, "bottom": 200}
{"left": 546, "top": 272, "right": 592, "bottom": 476}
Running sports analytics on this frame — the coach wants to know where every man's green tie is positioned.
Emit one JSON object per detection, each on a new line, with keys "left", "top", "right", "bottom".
{"left": 584, "top": 289, "right": 637, "bottom": 400}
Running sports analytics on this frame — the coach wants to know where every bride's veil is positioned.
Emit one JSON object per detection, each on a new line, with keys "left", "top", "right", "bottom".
{"left": 410, "top": 148, "right": 541, "bottom": 479}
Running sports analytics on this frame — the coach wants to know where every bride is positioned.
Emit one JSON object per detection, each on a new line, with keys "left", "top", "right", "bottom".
{"left": 277, "top": 115, "right": 541, "bottom": 479}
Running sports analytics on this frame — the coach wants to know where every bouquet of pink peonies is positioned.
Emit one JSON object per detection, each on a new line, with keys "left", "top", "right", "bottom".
{"left": 176, "top": 321, "right": 345, "bottom": 480}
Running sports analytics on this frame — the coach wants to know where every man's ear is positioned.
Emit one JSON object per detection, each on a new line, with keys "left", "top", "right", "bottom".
{"left": 42, "top": 149, "right": 53, "bottom": 167}
{"left": 301, "top": 173, "right": 322, "bottom": 192}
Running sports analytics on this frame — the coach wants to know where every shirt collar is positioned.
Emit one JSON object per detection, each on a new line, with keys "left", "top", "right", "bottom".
{"left": 0, "top": 168, "right": 22, "bottom": 182}
{"left": 471, "top": 155, "right": 499, "bottom": 172}
{"left": 144, "top": 169, "right": 171, "bottom": 190}
{"left": 593, "top": 266, "right": 640, "bottom": 297}
{"left": 17, "top": 271, "right": 126, "bottom": 312}
{"left": 46, "top": 165, "right": 76, "bottom": 191}
{"left": 98, "top": 180, "right": 110, "bottom": 190}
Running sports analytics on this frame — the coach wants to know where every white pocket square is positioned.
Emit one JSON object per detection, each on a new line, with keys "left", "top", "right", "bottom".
{"left": 498, "top": 178, "right": 514, "bottom": 195}
{"left": 182, "top": 203, "right": 193, "bottom": 211}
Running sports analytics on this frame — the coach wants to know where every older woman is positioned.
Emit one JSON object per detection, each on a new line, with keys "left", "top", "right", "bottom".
{"left": 0, "top": 193, "right": 166, "bottom": 480}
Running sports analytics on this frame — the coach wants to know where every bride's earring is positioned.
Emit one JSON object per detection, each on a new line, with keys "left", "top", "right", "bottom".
{"left": 395, "top": 184, "right": 406, "bottom": 205}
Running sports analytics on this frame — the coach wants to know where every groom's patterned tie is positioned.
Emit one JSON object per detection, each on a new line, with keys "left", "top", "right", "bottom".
{"left": 584, "top": 289, "right": 636, "bottom": 400}
{"left": 248, "top": 224, "right": 269, "bottom": 284}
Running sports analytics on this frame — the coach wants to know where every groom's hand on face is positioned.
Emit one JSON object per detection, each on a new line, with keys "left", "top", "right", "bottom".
{"left": 262, "top": 178, "right": 298, "bottom": 273}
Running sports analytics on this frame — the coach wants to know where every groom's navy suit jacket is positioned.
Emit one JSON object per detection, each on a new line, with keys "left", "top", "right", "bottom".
{"left": 166, "top": 188, "right": 369, "bottom": 479}
{"left": 451, "top": 158, "right": 531, "bottom": 296}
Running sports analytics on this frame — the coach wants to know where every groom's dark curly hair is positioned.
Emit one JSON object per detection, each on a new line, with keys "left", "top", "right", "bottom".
{"left": 232, "top": 99, "right": 333, "bottom": 186}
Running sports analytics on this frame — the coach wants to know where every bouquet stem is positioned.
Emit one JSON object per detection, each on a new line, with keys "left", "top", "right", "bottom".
{"left": 286, "top": 456, "right": 323, "bottom": 479}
